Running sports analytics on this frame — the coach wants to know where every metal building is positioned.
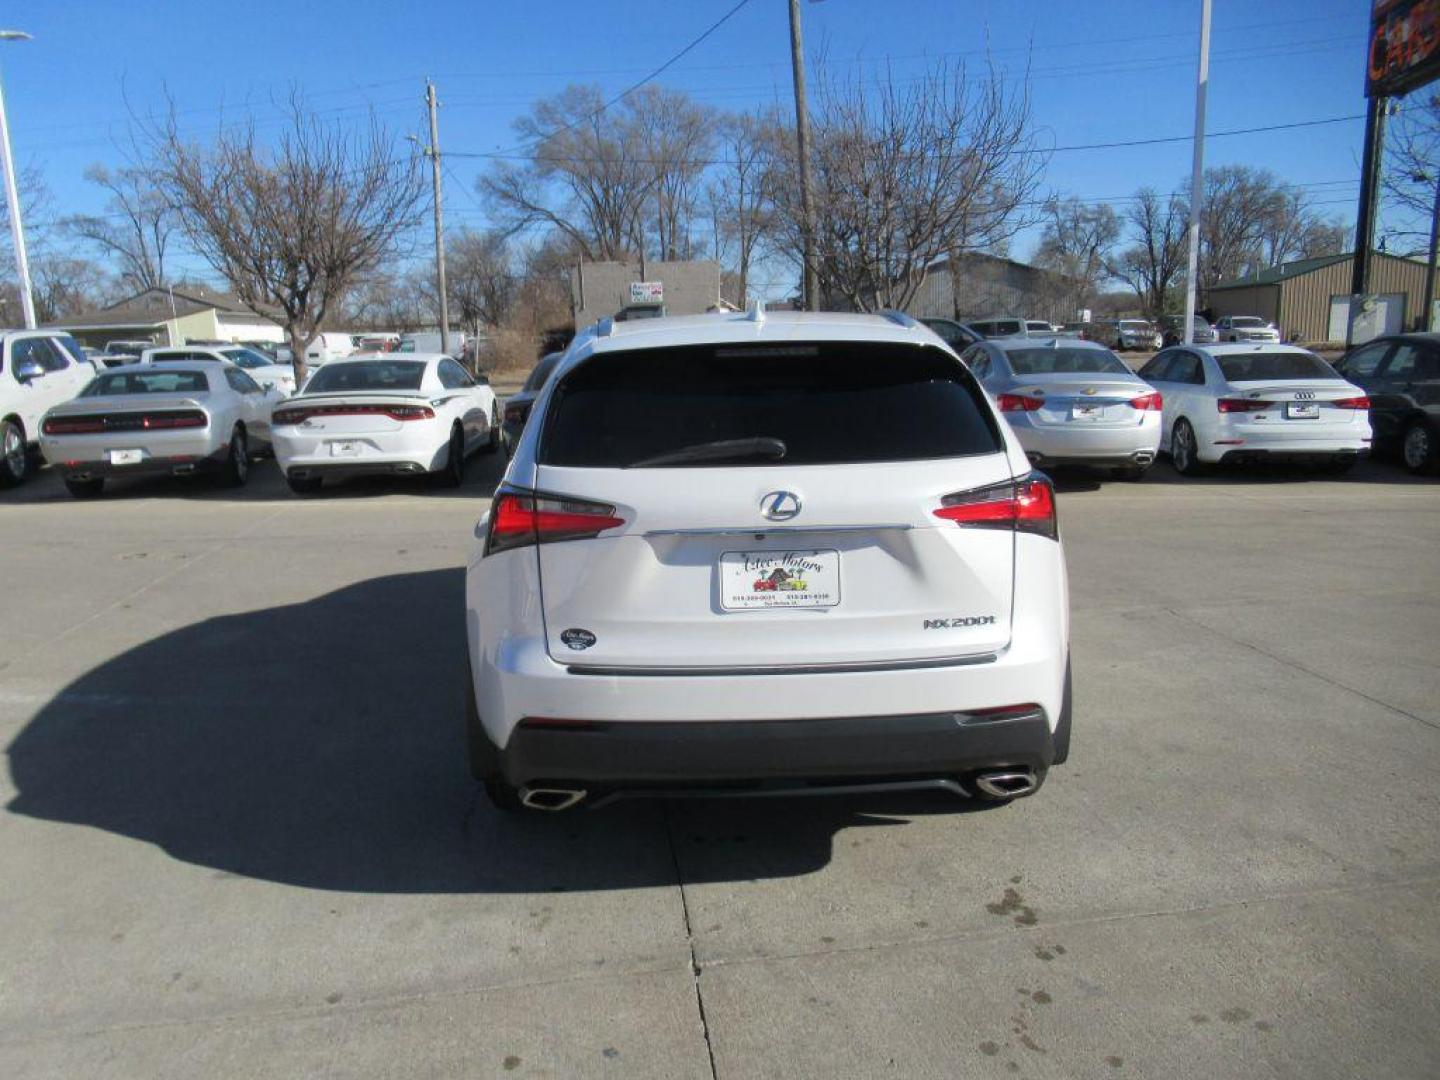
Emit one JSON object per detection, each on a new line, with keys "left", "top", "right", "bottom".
{"left": 1206, "top": 251, "right": 1440, "bottom": 345}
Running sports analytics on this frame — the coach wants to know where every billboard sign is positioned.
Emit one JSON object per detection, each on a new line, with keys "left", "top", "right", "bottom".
{"left": 629, "top": 281, "right": 664, "bottom": 304}
{"left": 1368, "top": 0, "right": 1440, "bottom": 97}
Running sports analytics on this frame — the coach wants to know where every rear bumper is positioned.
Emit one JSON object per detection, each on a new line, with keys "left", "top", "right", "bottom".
{"left": 47, "top": 443, "right": 228, "bottom": 479}
{"left": 286, "top": 460, "right": 434, "bottom": 480}
{"left": 1200, "top": 431, "right": 1371, "bottom": 464}
{"left": 1010, "top": 417, "right": 1162, "bottom": 466}
{"left": 492, "top": 708, "right": 1053, "bottom": 790}
{"left": 1215, "top": 447, "right": 1368, "bottom": 466}
{"left": 273, "top": 429, "right": 449, "bottom": 478}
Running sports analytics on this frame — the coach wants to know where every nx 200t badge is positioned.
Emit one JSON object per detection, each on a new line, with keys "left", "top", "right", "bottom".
{"left": 924, "top": 615, "right": 998, "bottom": 629}
{"left": 760, "top": 490, "right": 802, "bottom": 521}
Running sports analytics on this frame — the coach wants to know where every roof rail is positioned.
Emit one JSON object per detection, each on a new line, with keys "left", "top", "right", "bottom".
{"left": 880, "top": 310, "right": 920, "bottom": 329}
{"left": 595, "top": 316, "right": 614, "bottom": 338}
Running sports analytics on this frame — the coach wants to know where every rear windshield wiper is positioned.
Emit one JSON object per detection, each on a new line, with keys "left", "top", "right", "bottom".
{"left": 627, "top": 436, "right": 787, "bottom": 468}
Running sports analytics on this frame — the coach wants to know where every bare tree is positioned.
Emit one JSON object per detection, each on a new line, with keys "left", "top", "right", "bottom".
{"left": 144, "top": 97, "right": 424, "bottom": 381}
{"left": 481, "top": 85, "right": 655, "bottom": 262}
{"left": 630, "top": 85, "right": 714, "bottom": 260}
{"left": 707, "top": 110, "right": 781, "bottom": 305}
{"left": 446, "top": 228, "right": 515, "bottom": 336}
{"left": 0, "top": 162, "right": 51, "bottom": 239}
{"left": 770, "top": 61, "right": 1044, "bottom": 311}
{"left": 29, "top": 253, "right": 111, "bottom": 323}
{"left": 1108, "top": 188, "right": 1187, "bottom": 318}
{"left": 1033, "top": 197, "right": 1120, "bottom": 319}
{"left": 64, "top": 164, "right": 177, "bottom": 291}
{"left": 1383, "top": 93, "right": 1440, "bottom": 255}
{"left": 341, "top": 271, "right": 427, "bottom": 332}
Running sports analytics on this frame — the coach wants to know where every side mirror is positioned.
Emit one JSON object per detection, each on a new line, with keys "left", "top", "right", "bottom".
{"left": 14, "top": 358, "right": 45, "bottom": 382}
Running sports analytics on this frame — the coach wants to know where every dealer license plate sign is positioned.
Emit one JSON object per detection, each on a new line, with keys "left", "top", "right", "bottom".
{"left": 1286, "top": 402, "right": 1319, "bottom": 419}
{"left": 720, "top": 549, "right": 840, "bottom": 610}
{"left": 1072, "top": 404, "right": 1103, "bottom": 420}
{"left": 108, "top": 449, "right": 143, "bottom": 466}
{"left": 330, "top": 440, "right": 362, "bottom": 456}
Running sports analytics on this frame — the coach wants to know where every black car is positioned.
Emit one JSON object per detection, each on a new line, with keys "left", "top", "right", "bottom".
{"left": 1333, "top": 333, "right": 1440, "bottom": 474}
{"left": 501, "top": 351, "right": 564, "bottom": 452}
{"left": 919, "top": 317, "right": 983, "bottom": 351}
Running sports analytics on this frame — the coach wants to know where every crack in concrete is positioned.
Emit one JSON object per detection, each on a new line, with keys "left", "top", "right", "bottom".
{"left": 662, "top": 802, "right": 720, "bottom": 1080}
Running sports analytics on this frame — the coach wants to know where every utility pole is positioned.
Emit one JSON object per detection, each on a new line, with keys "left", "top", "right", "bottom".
{"left": 1182, "top": 0, "right": 1211, "bottom": 346}
{"left": 1349, "top": 95, "right": 1390, "bottom": 343}
{"left": 424, "top": 81, "right": 451, "bottom": 356}
{"left": 788, "top": 0, "right": 818, "bottom": 312}
{"left": 0, "top": 29, "right": 35, "bottom": 329}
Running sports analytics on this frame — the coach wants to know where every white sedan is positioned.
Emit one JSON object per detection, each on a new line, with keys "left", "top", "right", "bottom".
{"left": 141, "top": 345, "right": 297, "bottom": 396}
{"left": 39, "top": 363, "right": 279, "bottom": 497}
{"left": 270, "top": 353, "right": 499, "bottom": 494}
{"left": 1139, "top": 344, "right": 1371, "bottom": 474}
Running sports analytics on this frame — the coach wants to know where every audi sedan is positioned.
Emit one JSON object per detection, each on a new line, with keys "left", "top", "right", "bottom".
{"left": 1139, "top": 344, "right": 1371, "bottom": 475}
{"left": 270, "top": 354, "right": 499, "bottom": 494}
{"left": 962, "top": 337, "right": 1163, "bottom": 479}
{"left": 466, "top": 308, "right": 1071, "bottom": 813}
{"left": 39, "top": 364, "right": 278, "bottom": 497}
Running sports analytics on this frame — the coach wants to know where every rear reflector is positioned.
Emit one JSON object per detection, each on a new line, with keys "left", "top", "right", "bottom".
{"left": 1216, "top": 398, "right": 1271, "bottom": 413}
{"left": 1333, "top": 395, "right": 1370, "bottom": 409}
{"left": 271, "top": 403, "right": 435, "bottom": 425}
{"left": 996, "top": 393, "right": 1044, "bottom": 412}
{"left": 934, "top": 474, "right": 1058, "bottom": 541}
{"left": 485, "top": 489, "right": 626, "bottom": 556}
{"left": 1128, "top": 391, "right": 1163, "bottom": 410}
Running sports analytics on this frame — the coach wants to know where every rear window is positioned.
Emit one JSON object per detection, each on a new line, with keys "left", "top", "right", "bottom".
{"left": 303, "top": 360, "right": 425, "bottom": 393}
{"left": 1217, "top": 351, "right": 1336, "bottom": 382}
{"left": 1005, "top": 346, "right": 1131, "bottom": 376}
{"left": 523, "top": 353, "right": 563, "bottom": 393}
{"left": 82, "top": 370, "right": 209, "bottom": 396}
{"left": 1230, "top": 317, "right": 1265, "bottom": 328}
{"left": 540, "top": 343, "right": 1001, "bottom": 468}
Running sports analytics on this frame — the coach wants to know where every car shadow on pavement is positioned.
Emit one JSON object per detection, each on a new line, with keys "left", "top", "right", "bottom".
{"left": 5, "top": 568, "right": 987, "bottom": 894}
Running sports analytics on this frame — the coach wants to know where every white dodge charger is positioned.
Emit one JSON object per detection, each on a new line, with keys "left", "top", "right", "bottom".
{"left": 465, "top": 308, "right": 1071, "bottom": 812}
{"left": 270, "top": 353, "right": 499, "bottom": 494}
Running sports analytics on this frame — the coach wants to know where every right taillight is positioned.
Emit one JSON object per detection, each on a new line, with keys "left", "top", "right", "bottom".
{"left": 1333, "top": 395, "right": 1370, "bottom": 409}
{"left": 933, "top": 474, "right": 1058, "bottom": 541}
{"left": 485, "top": 489, "right": 626, "bottom": 556}
{"left": 1128, "top": 391, "right": 1163, "bottom": 410}
{"left": 996, "top": 393, "right": 1044, "bottom": 412}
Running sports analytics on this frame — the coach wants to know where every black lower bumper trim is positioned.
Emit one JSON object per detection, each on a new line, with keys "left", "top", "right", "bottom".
{"left": 495, "top": 710, "right": 1054, "bottom": 790}
{"left": 1216, "top": 448, "right": 1366, "bottom": 466}
{"left": 287, "top": 461, "right": 430, "bottom": 480}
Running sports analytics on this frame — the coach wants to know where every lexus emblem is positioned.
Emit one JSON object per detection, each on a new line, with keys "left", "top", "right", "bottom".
{"left": 761, "top": 490, "right": 802, "bottom": 521}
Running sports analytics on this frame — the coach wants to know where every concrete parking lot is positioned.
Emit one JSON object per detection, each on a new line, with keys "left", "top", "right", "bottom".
{"left": 1, "top": 453, "right": 1437, "bottom": 1079}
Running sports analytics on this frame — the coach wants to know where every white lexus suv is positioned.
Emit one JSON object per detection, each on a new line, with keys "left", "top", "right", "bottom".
{"left": 464, "top": 309, "right": 1071, "bottom": 812}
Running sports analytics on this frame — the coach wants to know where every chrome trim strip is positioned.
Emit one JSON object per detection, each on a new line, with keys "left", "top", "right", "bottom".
{"left": 645, "top": 523, "right": 913, "bottom": 537}
{"left": 567, "top": 652, "right": 998, "bottom": 677}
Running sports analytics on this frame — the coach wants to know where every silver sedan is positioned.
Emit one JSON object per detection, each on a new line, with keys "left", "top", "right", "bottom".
{"left": 39, "top": 364, "right": 280, "bottom": 498}
{"left": 961, "top": 337, "right": 1164, "bottom": 480}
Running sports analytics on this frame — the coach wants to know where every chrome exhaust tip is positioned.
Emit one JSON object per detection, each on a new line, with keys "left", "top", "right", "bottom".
{"left": 973, "top": 770, "right": 1037, "bottom": 799}
{"left": 1133, "top": 451, "right": 1155, "bottom": 465}
{"left": 519, "top": 786, "right": 588, "bottom": 811}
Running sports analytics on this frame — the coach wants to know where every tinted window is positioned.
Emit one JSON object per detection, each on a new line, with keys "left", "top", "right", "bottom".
{"left": 151, "top": 350, "right": 219, "bottom": 365}
{"left": 1230, "top": 317, "right": 1265, "bottom": 328}
{"left": 1216, "top": 351, "right": 1336, "bottom": 382}
{"left": 303, "top": 361, "right": 426, "bottom": 393}
{"left": 1171, "top": 354, "right": 1204, "bottom": 385}
{"left": 1139, "top": 354, "right": 1174, "bottom": 381}
{"left": 219, "top": 347, "right": 274, "bottom": 370}
{"left": 523, "top": 353, "right": 563, "bottom": 393}
{"left": 1003, "top": 346, "right": 1131, "bottom": 376}
{"left": 224, "top": 369, "right": 260, "bottom": 394}
{"left": 1339, "top": 342, "right": 1390, "bottom": 379}
{"left": 438, "top": 358, "right": 472, "bottom": 389}
{"left": 541, "top": 343, "right": 1002, "bottom": 468}
{"left": 82, "top": 370, "right": 209, "bottom": 396}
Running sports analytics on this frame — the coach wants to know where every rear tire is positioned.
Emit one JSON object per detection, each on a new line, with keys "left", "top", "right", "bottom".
{"left": 64, "top": 476, "right": 105, "bottom": 499}
{"left": 218, "top": 426, "right": 249, "bottom": 487}
{"left": 1401, "top": 418, "right": 1439, "bottom": 475}
{"left": 1170, "top": 418, "right": 1205, "bottom": 476}
{"left": 286, "top": 475, "right": 323, "bottom": 495}
{"left": 437, "top": 426, "right": 465, "bottom": 488}
{"left": 0, "top": 418, "right": 28, "bottom": 486}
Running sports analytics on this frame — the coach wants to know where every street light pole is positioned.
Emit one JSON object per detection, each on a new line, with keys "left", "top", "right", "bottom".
{"left": 0, "top": 29, "right": 35, "bottom": 329}
{"left": 1182, "top": 0, "right": 1211, "bottom": 346}
{"left": 1421, "top": 167, "right": 1440, "bottom": 332}
{"left": 787, "top": 0, "right": 818, "bottom": 312}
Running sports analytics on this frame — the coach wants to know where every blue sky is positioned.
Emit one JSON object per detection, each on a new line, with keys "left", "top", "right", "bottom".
{"left": 2, "top": 0, "right": 1378, "bottom": 294}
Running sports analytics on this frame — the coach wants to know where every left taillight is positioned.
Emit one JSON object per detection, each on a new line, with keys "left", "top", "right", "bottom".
{"left": 1128, "top": 391, "right": 1163, "bottom": 410}
{"left": 43, "top": 417, "right": 104, "bottom": 434}
{"left": 933, "top": 474, "right": 1058, "bottom": 541}
{"left": 485, "top": 489, "right": 626, "bottom": 556}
